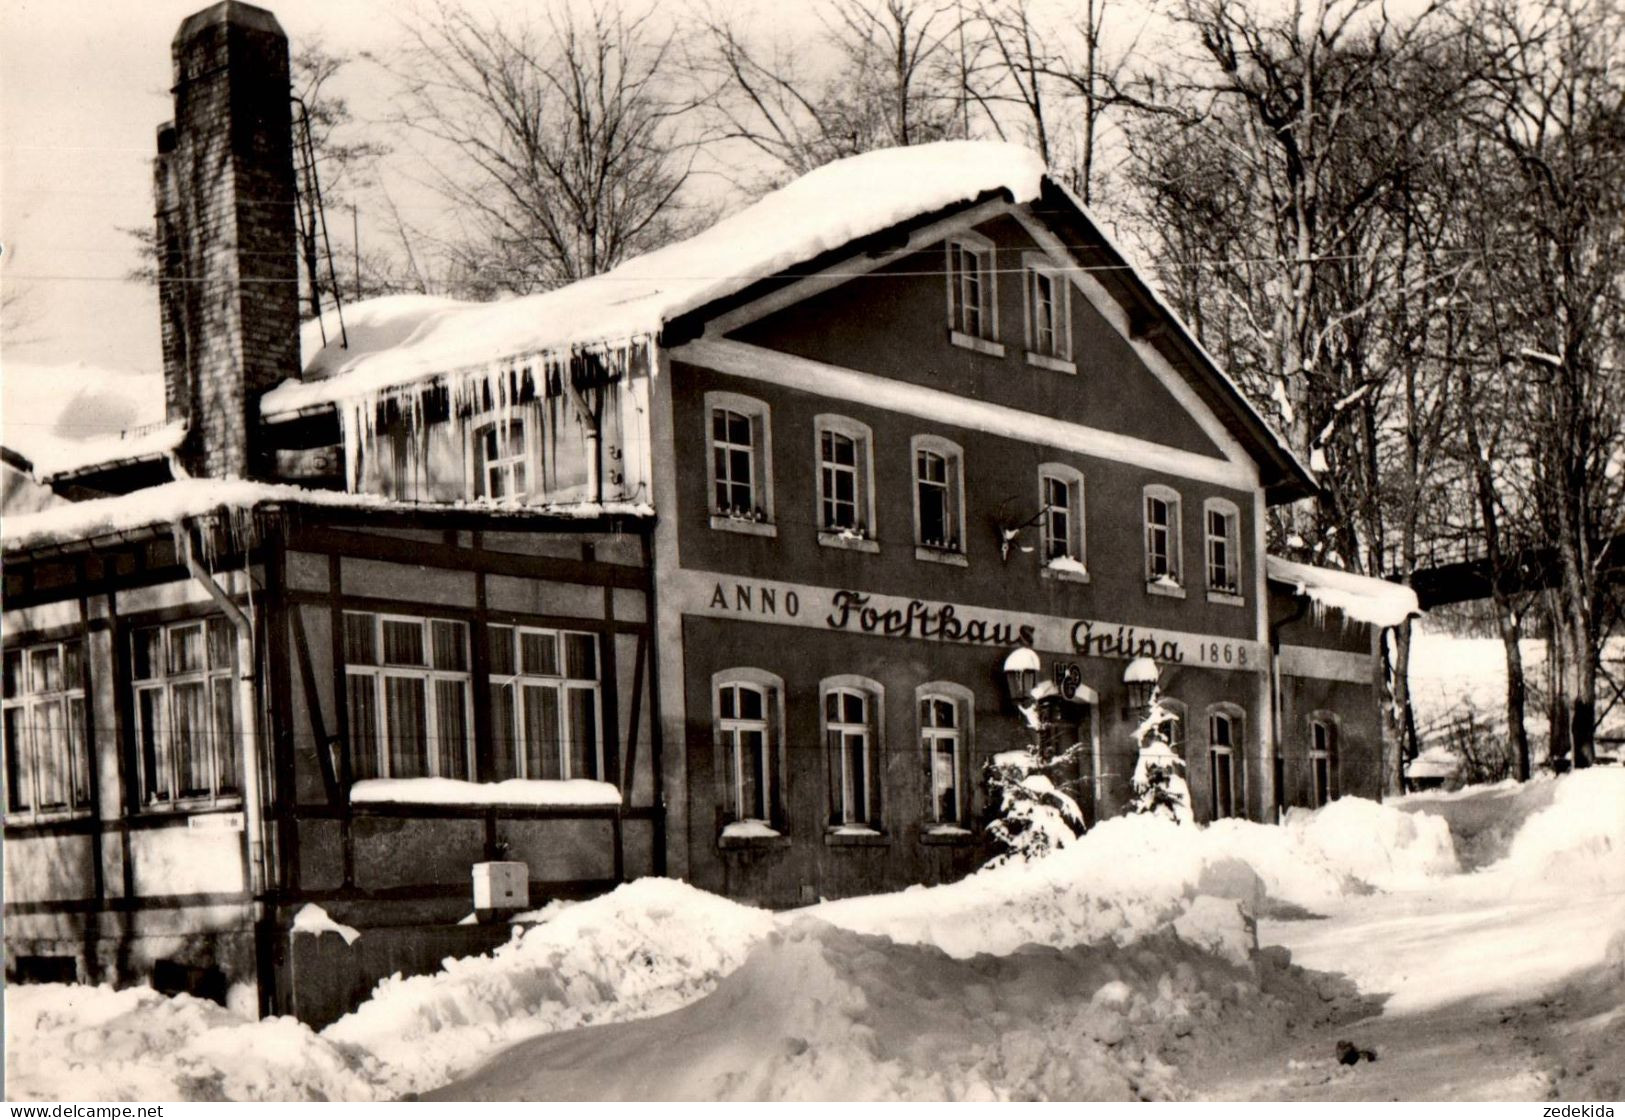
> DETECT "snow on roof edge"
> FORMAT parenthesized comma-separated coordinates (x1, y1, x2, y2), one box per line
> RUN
(1, 478, 654, 554)
(21, 420, 187, 481)
(1266, 554, 1420, 628)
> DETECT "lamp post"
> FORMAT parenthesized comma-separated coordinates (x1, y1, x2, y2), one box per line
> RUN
(1123, 656, 1159, 719)
(1003, 646, 1041, 706)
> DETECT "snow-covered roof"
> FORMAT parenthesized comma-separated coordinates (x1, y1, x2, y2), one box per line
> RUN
(0, 478, 653, 554)
(25, 420, 187, 480)
(1405, 745, 1460, 780)
(263, 141, 1046, 418)
(1266, 555, 1421, 628)
(1, 360, 167, 479)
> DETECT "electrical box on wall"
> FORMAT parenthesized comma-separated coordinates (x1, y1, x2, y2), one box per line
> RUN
(472, 861, 529, 915)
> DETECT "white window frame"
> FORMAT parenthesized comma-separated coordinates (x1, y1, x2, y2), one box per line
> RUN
(814, 415, 878, 552)
(130, 619, 240, 810)
(712, 668, 785, 830)
(488, 624, 604, 782)
(912, 434, 967, 565)
(823, 675, 884, 830)
(3, 641, 91, 820)
(945, 232, 1003, 356)
(1207, 705, 1245, 821)
(344, 612, 474, 782)
(471, 411, 531, 502)
(1204, 498, 1244, 602)
(1037, 463, 1087, 582)
(917, 682, 973, 829)
(1144, 484, 1185, 595)
(704, 391, 775, 538)
(1022, 252, 1075, 373)
(1310, 713, 1339, 808)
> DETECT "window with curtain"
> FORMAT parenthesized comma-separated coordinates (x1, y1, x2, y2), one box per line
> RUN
(345, 613, 472, 781)
(3, 641, 91, 818)
(130, 620, 238, 807)
(488, 624, 603, 782)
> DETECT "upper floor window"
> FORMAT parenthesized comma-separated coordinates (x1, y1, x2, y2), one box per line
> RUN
(1038, 464, 1086, 578)
(714, 670, 784, 830)
(1310, 716, 1339, 807)
(918, 683, 972, 829)
(1204, 498, 1242, 596)
(823, 676, 883, 830)
(913, 435, 965, 561)
(705, 392, 774, 535)
(344, 613, 471, 782)
(1144, 485, 1183, 591)
(475, 415, 529, 501)
(489, 625, 603, 782)
(132, 620, 238, 807)
(1024, 255, 1073, 370)
(1208, 706, 1244, 820)
(946, 233, 1001, 355)
(815, 416, 876, 546)
(4, 642, 90, 818)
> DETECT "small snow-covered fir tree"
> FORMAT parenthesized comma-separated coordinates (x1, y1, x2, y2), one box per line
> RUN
(985, 684, 1088, 865)
(1129, 686, 1193, 824)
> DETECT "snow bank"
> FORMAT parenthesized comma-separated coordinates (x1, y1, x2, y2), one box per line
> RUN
(3, 983, 388, 1102)
(432, 915, 1346, 1102)
(349, 777, 621, 808)
(1266, 555, 1419, 627)
(265, 141, 1046, 414)
(1489, 768, 1625, 889)
(323, 878, 775, 1097)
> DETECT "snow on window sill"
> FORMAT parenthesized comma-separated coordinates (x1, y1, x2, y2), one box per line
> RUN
(291, 903, 361, 945)
(948, 330, 1006, 358)
(710, 515, 777, 538)
(349, 778, 622, 808)
(817, 530, 880, 554)
(1041, 558, 1090, 584)
(1146, 577, 1187, 599)
(915, 545, 968, 567)
(825, 824, 889, 847)
(718, 819, 790, 850)
(1024, 351, 1076, 376)
(920, 824, 975, 846)
(1207, 589, 1246, 607)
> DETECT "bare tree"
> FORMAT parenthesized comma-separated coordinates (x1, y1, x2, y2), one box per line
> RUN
(693, 0, 966, 185)
(393, 1, 699, 295)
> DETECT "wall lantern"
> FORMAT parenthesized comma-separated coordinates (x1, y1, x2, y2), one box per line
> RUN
(1122, 656, 1160, 716)
(1003, 646, 1042, 705)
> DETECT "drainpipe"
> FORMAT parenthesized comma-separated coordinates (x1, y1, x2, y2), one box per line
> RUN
(182, 533, 267, 900)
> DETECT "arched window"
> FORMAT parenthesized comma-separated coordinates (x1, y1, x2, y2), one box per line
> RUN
(1203, 498, 1242, 598)
(1038, 463, 1087, 579)
(1206, 704, 1246, 820)
(1160, 698, 1188, 759)
(1310, 713, 1340, 807)
(814, 415, 877, 548)
(823, 675, 884, 829)
(712, 669, 784, 832)
(917, 682, 973, 828)
(912, 435, 966, 562)
(1143, 484, 1184, 591)
(704, 391, 774, 536)
(946, 230, 1000, 351)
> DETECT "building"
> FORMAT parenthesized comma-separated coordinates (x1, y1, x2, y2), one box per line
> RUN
(1, 1, 1417, 1020)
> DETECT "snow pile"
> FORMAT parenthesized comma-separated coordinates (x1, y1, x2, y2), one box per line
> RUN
(431, 916, 1353, 1102)
(1266, 555, 1418, 627)
(3, 983, 388, 1102)
(1488, 768, 1625, 889)
(266, 141, 1046, 415)
(350, 777, 622, 807)
(1392, 776, 1556, 869)
(323, 878, 775, 1097)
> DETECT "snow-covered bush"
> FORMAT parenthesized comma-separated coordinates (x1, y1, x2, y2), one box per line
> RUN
(1129, 688, 1192, 824)
(984, 689, 1088, 864)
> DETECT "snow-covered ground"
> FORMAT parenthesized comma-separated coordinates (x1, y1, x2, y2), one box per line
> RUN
(6, 769, 1621, 1101)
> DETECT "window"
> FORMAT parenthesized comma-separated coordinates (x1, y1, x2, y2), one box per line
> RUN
(918, 684, 972, 828)
(946, 233, 1001, 354)
(823, 677, 883, 829)
(815, 416, 876, 547)
(912, 436, 965, 560)
(131, 620, 238, 807)
(713, 670, 783, 829)
(489, 626, 603, 782)
(1038, 464, 1086, 576)
(1024, 255, 1073, 370)
(3, 642, 90, 818)
(704, 392, 774, 534)
(1310, 716, 1339, 807)
(474, 415, 528, 501)
(1161, 699, 1187, 758)
(344, 613, 472, 781)
(1208, 707, 1244, 820)
(1205, 498, 1242, 596)
(1144, 485, 1183, 589)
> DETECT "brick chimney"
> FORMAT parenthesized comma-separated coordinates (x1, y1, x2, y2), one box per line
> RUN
(155, 1, 298, 479)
